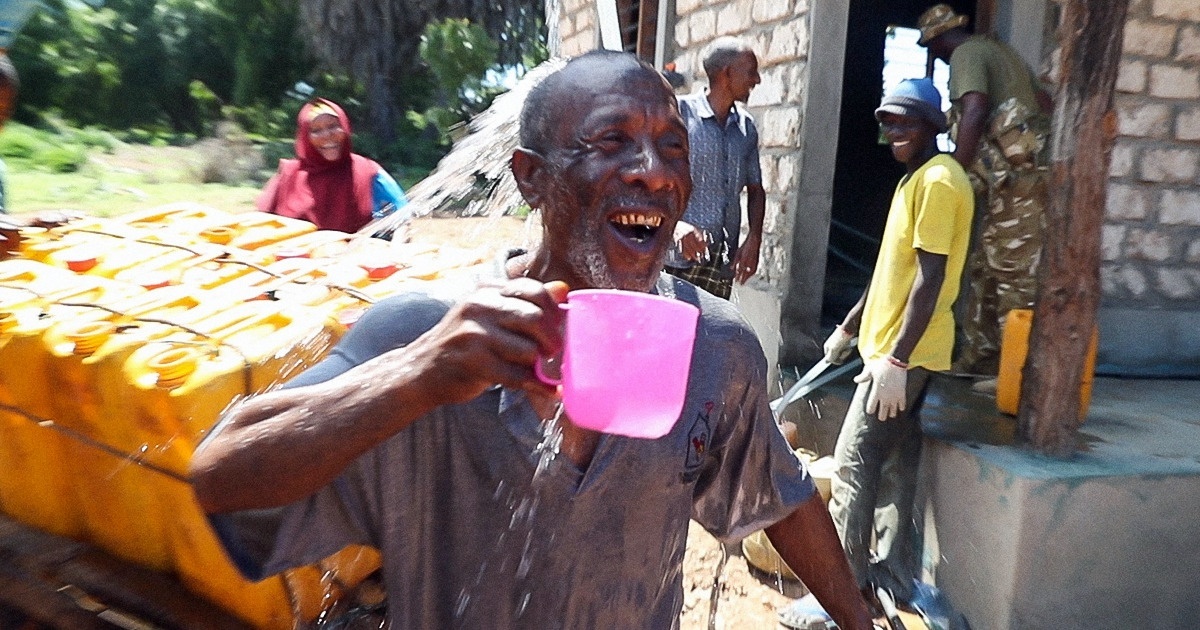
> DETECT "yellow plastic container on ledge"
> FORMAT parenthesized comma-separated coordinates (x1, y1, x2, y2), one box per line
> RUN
(170, 248, 278, 292)
(284, 545, 384, 624)
(261, 229, 359, 260)
(47, 238, 199, 280)
(211, 256, 374, 317)
(18, 227, 109, 265)
(996, 308, 1100, 418)
(111, 203, 232, 237)
(0, 273, 144, 538)
(110, 243, 229, 290)
(201, 213, 317, 251)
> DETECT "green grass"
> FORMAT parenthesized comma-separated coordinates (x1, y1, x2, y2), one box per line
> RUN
(1, 122, 434, 220)
(3, 122, 261, 218)
(9, 168, 260, 217)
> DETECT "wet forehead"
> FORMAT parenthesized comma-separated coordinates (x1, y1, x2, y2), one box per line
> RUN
(551, 67, 680, 142)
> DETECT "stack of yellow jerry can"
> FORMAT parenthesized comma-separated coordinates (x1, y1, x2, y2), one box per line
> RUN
(0, 263, 145, 539)
(0, 206, 494, 629)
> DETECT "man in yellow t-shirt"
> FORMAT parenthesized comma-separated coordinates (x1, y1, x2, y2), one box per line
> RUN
(813, 77, 973, 614)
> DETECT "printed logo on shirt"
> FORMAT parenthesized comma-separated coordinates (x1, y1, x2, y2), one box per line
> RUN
(683, 401, 714, 473)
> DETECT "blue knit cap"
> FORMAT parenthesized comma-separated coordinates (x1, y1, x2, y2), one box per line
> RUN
(875, 78, 947, 132)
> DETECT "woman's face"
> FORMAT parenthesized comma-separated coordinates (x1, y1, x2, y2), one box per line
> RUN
(308, 113, 346, 161)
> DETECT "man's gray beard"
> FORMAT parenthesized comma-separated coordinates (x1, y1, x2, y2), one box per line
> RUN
(542, 167, 661, 292)
(566, 217, 661, 293)
(568, 237, 617, 289)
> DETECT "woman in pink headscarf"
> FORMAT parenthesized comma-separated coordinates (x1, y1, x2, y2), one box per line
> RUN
(257, 98, 410, 236)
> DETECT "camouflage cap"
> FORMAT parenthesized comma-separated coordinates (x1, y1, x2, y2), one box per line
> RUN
(917, 4, 970, 46)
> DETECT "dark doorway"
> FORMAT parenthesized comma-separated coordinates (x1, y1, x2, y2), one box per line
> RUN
(821, 0, 977, 327)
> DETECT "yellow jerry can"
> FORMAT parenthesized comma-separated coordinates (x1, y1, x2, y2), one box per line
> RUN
(120, 301, 342, 629)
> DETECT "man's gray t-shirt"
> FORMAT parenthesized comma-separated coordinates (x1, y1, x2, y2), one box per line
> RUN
(209, 276, 813, 629)
(667, 92, 762, 269)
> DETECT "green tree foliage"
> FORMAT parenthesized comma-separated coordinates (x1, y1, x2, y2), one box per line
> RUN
(415, 18, 498, 142)
(4, 0, 548, 182)
(421, 18, 499, 107)
(8, 0, 309, 133)
(296, 0, 546, 142)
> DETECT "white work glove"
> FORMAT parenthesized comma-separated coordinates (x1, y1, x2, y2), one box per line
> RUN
(822, 325, 855, 365)
(854, 356, 908, 420)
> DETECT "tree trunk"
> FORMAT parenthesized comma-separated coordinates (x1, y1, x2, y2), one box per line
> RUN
(1017, 0, 1129, 456)
(368, 71, 398, 145)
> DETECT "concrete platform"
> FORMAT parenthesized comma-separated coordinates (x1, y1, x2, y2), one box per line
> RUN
(777, 371, 1200, 629)
(920, 375, 1200, 630)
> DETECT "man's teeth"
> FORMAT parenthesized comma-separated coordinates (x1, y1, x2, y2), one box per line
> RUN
(612, 214, 662, 227)
(893, 140, 910, 147)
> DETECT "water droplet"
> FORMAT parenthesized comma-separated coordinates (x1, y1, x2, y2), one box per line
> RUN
(454, 589, 470, 618)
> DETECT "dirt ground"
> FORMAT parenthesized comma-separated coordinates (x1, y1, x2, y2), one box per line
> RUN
(679, 523, 807, 629)
(408, 213, 536, 253)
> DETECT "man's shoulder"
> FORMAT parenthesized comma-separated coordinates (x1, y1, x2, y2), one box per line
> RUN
(732, 103, 758, 133)
(921, 154, 969, 177)
(955, 35, 1020, 63)
(676, 92, 708, 120)
(672, 278, 764, 358)
(951, 35, 996, 65)
(917, 155, 973, 192)
(343, 293, 451, 353)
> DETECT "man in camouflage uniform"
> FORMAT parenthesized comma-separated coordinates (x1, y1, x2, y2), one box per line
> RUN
(918, 4, 1052, 377)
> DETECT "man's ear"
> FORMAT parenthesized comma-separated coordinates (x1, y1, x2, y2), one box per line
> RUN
(511, 148, 548, 210)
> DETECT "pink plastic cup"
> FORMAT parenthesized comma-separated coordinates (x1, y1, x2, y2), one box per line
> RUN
(536, 289, 700, 439)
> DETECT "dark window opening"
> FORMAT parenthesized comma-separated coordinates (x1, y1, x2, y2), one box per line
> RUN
(615, 0, 659, 63)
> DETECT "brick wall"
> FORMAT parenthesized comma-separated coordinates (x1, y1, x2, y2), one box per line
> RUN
(1102, 0, 1200, 306)
(553, 0, 1200, 370)
(557, 0, 597, 58)
(553, 0, 819, 370)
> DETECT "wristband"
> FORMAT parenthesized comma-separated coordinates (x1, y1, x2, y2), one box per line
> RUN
(885, 355, 909, 369)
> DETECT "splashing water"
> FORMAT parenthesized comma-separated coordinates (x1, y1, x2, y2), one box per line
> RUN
(706, 543, 729, 630)
(360, 57, 567, 240)
(533, 403, 565, 480)
(358, 0, 571, 242)
(456, 402, 566, 622)
(432, 3, 571, 613)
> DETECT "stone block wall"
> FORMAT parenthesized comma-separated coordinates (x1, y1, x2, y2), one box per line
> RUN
(553, 0, 819, 369)
(556, 0, 598, 58)
(1102, 0, 1200, 306)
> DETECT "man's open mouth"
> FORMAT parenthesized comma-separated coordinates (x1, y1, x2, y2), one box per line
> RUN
(610, 213, 663, 244)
